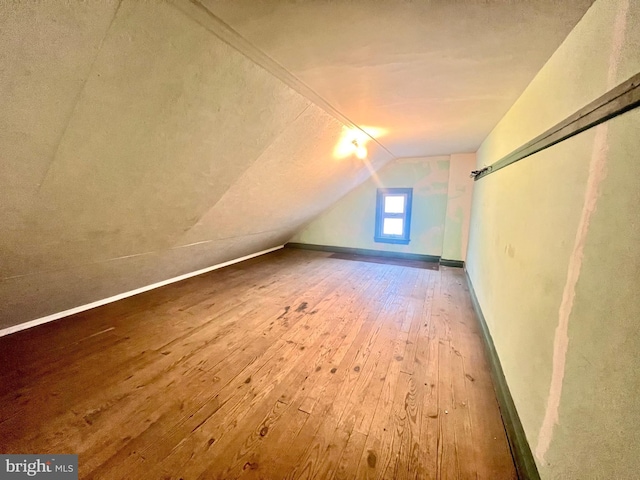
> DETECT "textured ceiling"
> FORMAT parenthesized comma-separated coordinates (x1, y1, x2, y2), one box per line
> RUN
(200, 0, 595, 157)
(0, 0, 596, 326)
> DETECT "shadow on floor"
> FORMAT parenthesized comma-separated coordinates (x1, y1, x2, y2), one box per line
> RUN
(329, 252, 439, 270)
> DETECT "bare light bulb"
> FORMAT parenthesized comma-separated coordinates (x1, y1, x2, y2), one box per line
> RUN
(355, 145, 367, 159)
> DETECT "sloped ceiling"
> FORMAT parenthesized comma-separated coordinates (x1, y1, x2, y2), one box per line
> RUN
(0, 0, 593, 326)
(200, 0, 595, 157)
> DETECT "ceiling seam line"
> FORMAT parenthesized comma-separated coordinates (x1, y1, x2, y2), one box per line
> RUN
(1, 227, 288, 282)
(36, 0, 124, 193)
(168, 0, 396, 160)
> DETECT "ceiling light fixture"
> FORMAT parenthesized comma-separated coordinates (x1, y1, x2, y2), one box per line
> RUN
(352, 139, 367, 159)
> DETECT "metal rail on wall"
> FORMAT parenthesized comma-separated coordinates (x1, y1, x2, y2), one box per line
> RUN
(471, 72, 640, 181)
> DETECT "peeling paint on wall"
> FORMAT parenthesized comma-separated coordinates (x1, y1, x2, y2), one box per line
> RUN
(442, 153, 475, 261)
(535, 0, 629, 462)
(291, 156, 453, 256)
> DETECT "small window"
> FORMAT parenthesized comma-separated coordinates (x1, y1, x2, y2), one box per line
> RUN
(374, 188, 413, 244)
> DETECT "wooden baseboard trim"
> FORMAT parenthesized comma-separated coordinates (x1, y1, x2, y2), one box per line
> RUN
(439, 258, 464, 268)
(285, 242, 440, 263)
(0, 245, 284, 338)
(464, 270, 541, 480)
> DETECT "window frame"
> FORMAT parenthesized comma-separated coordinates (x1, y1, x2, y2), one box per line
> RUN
(374, 187, 413, 245)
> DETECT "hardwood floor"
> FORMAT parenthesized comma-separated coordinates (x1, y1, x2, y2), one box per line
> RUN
(0, 249, 516, 479)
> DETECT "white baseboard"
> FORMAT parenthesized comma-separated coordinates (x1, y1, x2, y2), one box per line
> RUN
(0, 245, 284, 338)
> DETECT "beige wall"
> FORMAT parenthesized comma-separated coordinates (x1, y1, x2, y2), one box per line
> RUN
(466, 0, 640, 478)
(291, 154, 475, 261)
(442, 153, 476, 261)
(0, 0, 393, 328)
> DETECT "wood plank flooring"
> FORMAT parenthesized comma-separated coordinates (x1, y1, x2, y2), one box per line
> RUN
(0, 249, 516, 479)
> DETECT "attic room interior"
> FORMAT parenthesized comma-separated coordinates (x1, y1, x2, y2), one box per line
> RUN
(1, 0, 638, 478)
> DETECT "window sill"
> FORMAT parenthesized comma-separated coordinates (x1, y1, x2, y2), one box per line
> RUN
(374, 237, 411, 245)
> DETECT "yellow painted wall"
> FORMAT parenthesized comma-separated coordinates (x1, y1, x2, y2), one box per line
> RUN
(442, 153, 476, 261)
(292, 154, 476, 261)
(0, 0, 393, 327)
(466, 0, 640, 477)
